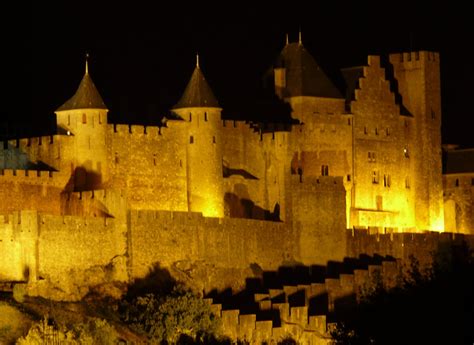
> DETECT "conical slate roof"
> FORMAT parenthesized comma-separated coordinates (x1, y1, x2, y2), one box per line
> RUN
(56, 67, 107, 111)
(173, 64, 219, 109)
(275, 42, 343, 99)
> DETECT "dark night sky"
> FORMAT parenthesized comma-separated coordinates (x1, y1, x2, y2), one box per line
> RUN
(11, 2, 474, 146)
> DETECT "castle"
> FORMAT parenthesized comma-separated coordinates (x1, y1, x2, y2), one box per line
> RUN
(1, 38, 473, 307)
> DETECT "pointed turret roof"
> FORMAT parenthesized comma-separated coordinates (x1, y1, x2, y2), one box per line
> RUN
(274, 42, 343, 99)
(56, 57, 107, 111)
(173, 56, 219, 109)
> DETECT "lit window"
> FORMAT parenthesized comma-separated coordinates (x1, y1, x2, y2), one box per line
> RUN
(404, 147, 409, 158)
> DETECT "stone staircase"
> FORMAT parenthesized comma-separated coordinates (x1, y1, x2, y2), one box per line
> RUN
(204, 256, 402, 344)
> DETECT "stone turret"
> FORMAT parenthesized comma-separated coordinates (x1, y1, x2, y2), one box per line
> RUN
(172, 55, 224, 217)
(55, 55, 108, 191)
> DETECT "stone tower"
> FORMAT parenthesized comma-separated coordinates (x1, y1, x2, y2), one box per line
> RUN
(389, 51, 444, 231)
(172, 56, 224, 217)
(55, 56, 108, 191)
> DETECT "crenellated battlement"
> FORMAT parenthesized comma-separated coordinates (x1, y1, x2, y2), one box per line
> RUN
(0, 169, 57, 180)
(389, 51, 439, 66)
(108, 120, 187, 138)
(292, 174, 344, 188)
(38, 213, 114, 228)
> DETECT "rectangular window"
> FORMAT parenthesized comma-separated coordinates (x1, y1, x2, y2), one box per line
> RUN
(364, 126, 368, 135)
(372, 170, 379, 184)
(383, 174, 391, 187)
(368, 152, 376, 162)
(347, 174, 351, 182)
(471, 178, 474, 186)
(375, 127, 379, 135)
(386, 128, 390, 136)
(404, 147, 409, 158)
(190, 136, 194, 144)
(405, 177, 410, 189)
(82, 113, 87, 124)
(204, 112, 208, 121)
(212, 136, 216, 144)
(321, 165, 329, 176)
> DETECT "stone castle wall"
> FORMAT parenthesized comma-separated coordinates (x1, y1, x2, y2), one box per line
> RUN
(106, 122, 188, 211)
(0, 169, 63, 214)
(443, 173, 474, 234)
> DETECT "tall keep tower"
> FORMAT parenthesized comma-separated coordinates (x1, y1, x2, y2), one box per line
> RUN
(55, 56, 108, 191)
(389, 51, 444, 231)
(172, 56, 224, 217)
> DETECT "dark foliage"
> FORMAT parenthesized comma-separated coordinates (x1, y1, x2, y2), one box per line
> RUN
(331, 242, 474, 345)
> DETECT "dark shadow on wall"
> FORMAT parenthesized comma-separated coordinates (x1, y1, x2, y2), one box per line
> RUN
(125, 262, 177, 300)
(205, 255, 397, 326)
(63, 167, 103, 192)
(222, 166, 258, 180)
(224, 193, 281, 221)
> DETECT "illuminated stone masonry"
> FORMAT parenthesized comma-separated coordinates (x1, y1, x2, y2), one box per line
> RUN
(1, 41, 473, 307)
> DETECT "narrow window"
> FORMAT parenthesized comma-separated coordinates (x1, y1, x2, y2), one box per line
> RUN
(404, 147, 409, 158)
(455, 179, 459, 187)
(99, 113, 102, 124)
(405, 177, 410, 189)
(471, 178, 474, 186)
(115, 153, 119, 164)
(68, 114, 71, 125)
(383, 174, 391, 187)
(347, 174, 351, 182)
(386, 128, 390, 136)
(212, 136, 216, 144)
(189, 113, 192, 121)
(82, 113, 87, 124)
(364, 126, 368, 135)
(38, 137, 42, 146)
(375, 127, 379, 135)
(348, 118, 351, 125)
(190, 136, 194, 144)
(153, 154, 157, 166)
(321, 165, 329, 176)
(372, 171, 379, 184)
(204, 112, 208, 121)
(431, 109, 435, 119)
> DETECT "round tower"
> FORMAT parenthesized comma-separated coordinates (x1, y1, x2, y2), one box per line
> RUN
(172, 55, 224, 217)
(55, 55, 108, 191)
